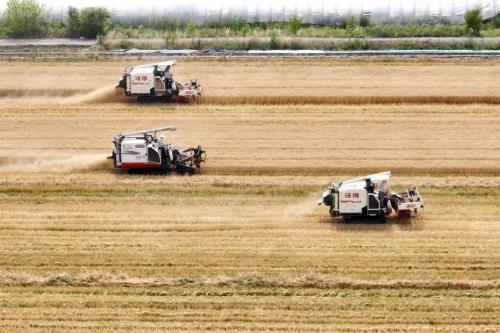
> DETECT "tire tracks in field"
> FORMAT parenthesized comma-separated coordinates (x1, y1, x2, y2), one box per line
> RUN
(199, 95, 500, 105)
(1, 88, 500, 105)
(0, 270, 498, 290)
(202, 165, 500, 177)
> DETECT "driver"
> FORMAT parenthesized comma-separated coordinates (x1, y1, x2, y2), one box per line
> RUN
(157, 135, 167, 151)
(164, 66, 173, 82)
(380, 180, 388, 194)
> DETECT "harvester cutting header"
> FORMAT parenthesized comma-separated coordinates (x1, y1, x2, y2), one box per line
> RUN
(318, 171, 424, 222)
(116, 60, 202, 103)
(110, 126, 205, 174)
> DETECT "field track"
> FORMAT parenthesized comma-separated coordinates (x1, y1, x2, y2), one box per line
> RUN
(199, 95, 500, 105)
(1, 47, 500, 60)
(0, 58, 498, 332)
(3, 89, 500, 105)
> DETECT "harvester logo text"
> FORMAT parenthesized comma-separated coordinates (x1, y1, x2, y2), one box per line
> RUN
(341, 192, 361, 204)
(133, 75, 150, 84)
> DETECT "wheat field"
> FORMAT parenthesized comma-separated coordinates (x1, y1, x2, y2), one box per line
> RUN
(0, 58, 499, 332)
(1, 57, 500, 97)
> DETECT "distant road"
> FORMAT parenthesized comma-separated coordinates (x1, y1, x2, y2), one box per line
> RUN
(182, 36, 500, 43)
(1, 36, 500, 47)
(0, 38, 96, 47)
(1, 38, 500, 58)
(0, 49, 498, 59)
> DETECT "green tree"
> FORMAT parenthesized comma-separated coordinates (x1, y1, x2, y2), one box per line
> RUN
(186, 21, 197, 37)
(269, 29, 280, 49)
(465, 8, 483, 36)
(230, 19, 245, 33)
(351, 26, 364, 38)
(48, 20, 65, 37)
(288, 16, 303, 36)
(339, 16, 356, 33)
(3, 0, 47, 37)
(66, 6, 80, 38)
(493, 14, 500, 28)
(359, 15, 370, 27)
(240, 24, 252, 37)
(78, 7, 110, 38)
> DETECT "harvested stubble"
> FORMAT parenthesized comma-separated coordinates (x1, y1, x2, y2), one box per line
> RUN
(0, 58, 499, 332)
(0, 103, 499, 331)
(1, 103, 498, 175)
(0, 178, 499, 332)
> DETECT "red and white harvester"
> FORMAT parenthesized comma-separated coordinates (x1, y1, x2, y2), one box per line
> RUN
(109, 126, 205, 174)
(318, 171, 424, 222)
(116, 60, 201, 103)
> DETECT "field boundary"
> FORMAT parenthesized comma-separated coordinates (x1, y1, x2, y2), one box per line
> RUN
(1, 49, 500, 60)
(199, 95, 500, 105)
(203, 166, 500, 177)
(1, 89, 500, 105)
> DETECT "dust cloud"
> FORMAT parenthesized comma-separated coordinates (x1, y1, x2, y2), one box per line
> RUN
(66, 85, 126, 104)
(0, 153, 108, 173)
(282, 193, 322, 221)
(0, 85, 127, 104)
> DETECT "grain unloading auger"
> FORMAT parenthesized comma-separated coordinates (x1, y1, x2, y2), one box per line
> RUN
(109, 126, 205, 174)
(116, 60, 201, 103)
(318, 171, 424, 222)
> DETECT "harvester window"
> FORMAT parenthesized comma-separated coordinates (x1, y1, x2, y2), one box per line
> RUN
(147, 147, 160, 163)
(368, 194, 380, 210)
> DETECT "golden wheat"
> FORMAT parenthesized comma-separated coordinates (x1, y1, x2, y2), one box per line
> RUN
(1, 58, 500, 99)
(0, 58, 498, 332)
(199, 95, 500, 105)
(0, 177, 498, 331)
(1, 103, 498, 174)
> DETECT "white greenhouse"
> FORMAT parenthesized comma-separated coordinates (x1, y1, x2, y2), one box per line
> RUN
(2, 0, 499, 24)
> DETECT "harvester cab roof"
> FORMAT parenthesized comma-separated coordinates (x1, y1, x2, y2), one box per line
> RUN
(319, 171, 423, 222)
(115, 125, 176, 140)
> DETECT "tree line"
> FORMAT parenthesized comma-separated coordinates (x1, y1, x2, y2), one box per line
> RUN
(0, 0, 496, 39)
(0, 0, 110, 38)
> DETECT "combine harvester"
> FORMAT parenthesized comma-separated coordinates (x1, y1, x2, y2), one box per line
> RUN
(116, 60, 201, 103)
(318, 171, 423, 222)
(109, 126, 205, 174)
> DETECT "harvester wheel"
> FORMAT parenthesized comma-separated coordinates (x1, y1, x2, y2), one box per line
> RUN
(379, 212, 387, 223)
(175, 163, 196, 175)
(112, 152, 117, 168)
(397, 210, 411, 219)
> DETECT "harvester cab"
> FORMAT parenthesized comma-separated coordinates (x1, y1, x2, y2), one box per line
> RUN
(318, 171, 424, 222)
(116, 60, 202, 103)
(110, 126, 205, 174)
